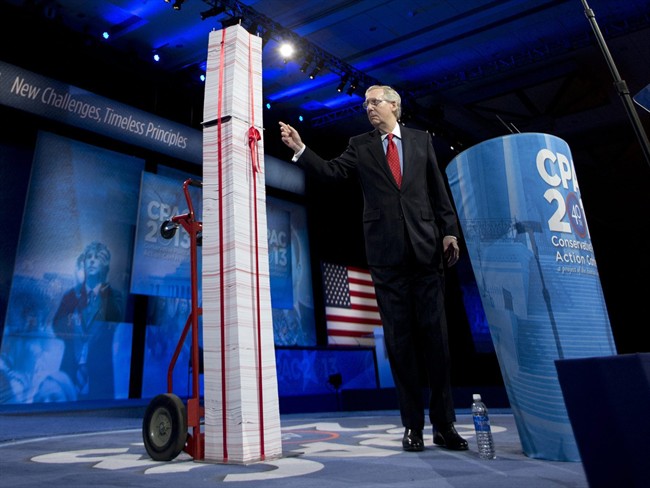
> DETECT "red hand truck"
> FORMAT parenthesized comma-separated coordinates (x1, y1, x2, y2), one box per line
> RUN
(142, 178, 205, 461)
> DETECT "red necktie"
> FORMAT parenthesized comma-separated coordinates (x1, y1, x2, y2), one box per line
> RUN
(386, 133, 402, 188)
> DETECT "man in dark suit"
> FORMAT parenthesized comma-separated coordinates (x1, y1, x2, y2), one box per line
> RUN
(279, 85, 468, 452)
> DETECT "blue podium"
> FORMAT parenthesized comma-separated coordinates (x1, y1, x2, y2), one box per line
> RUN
(446, 133, 616, 461)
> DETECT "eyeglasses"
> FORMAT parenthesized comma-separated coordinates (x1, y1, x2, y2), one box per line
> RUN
(362, 98, 389, 109)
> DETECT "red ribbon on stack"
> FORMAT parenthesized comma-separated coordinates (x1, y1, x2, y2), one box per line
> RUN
(246, 35, 266, 460)
(248, 126, 261, 173)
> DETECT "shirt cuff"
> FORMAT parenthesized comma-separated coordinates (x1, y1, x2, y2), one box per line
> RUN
(291, 145, 306, 162)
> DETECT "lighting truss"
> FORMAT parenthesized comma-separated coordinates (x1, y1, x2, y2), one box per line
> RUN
(200, 0, 383, 93)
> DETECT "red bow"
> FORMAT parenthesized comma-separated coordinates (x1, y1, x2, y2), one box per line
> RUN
(248, 126, 261, 173)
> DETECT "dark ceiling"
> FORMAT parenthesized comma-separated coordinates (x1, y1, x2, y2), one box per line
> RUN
(2, 0, 650, 164)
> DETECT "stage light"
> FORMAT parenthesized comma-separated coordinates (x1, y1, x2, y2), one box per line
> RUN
(346, 78, 358, 95)
(265, 102, 271, 110)
(279, 42, 294, 62)
(298, 115, 304, 122)
(172, 0, 184, 10)
(337, 74, 350, 92)
(300, 55, 313, 73)
(221, 16, 243, 29)
(309, 60, 324, 80)
(102, 31, 110, 40)
(248, 22, 261, 36)
(153, 52, 161, 62)
(200, 5, 225, 20)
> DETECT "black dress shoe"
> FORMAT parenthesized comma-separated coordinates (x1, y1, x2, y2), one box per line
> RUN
(402, 428, 424, 452)
(433, 424, 469, 451)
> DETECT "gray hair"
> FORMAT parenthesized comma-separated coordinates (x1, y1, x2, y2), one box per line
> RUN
(365, 85, 402, 119)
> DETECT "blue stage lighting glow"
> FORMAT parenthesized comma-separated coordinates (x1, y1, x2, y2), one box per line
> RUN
(266, 73, 337, 101)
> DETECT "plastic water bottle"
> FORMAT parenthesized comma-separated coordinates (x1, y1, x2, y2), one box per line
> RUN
(472, 393, 496, 459)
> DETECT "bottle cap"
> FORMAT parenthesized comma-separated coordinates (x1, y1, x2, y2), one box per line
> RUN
(472, 393, 481, 401)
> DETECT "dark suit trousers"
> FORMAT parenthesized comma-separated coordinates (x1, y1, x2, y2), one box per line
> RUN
(369, 241, 456, 431)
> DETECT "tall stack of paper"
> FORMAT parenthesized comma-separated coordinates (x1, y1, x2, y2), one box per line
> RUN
(201, 25, 281, 463)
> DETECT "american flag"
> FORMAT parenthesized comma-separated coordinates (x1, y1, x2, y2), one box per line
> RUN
(322, 262, 383, 346)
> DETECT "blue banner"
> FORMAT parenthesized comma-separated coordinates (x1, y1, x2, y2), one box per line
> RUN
(0, 60, 202, 164)
(267, 205, 293, 309)
(275, 347, 376, 396)
(446, 133, 616, 462)
(130, 172, 203, 299)
(267, 196, 317, 347)
(0, 131, 142, 404)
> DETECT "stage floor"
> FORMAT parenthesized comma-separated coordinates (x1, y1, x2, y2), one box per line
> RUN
(0, 402, 588, 488)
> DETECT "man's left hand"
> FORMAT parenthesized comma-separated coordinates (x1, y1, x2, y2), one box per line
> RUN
(443, 236, 460, 267)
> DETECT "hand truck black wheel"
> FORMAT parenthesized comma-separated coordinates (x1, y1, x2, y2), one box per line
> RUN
(142, 393, 188, 461)
(160, 220, 179, 240)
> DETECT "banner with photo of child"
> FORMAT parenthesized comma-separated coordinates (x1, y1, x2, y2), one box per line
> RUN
(0, 131, 142, 404)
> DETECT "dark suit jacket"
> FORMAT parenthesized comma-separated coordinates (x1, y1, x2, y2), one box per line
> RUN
(297, 125, 459, 266)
